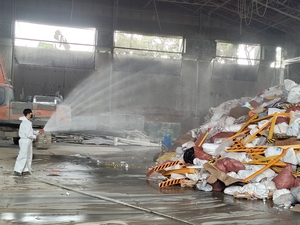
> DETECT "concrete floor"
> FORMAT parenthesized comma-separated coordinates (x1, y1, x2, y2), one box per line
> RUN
(0, 139, 299, 225)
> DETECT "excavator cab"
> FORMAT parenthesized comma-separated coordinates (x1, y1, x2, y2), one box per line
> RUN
(0, 84, 14, 107)
(0, 53, 71, 148)
(0, 84, 14, 122)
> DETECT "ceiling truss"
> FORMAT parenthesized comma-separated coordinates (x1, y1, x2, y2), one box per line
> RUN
(152, 0, 300, 36)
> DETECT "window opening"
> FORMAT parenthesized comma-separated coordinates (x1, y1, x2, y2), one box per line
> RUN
(114, 31, 183, 59)
(270, 47, 282, 68)
(15, 21, 96, 52)
(216, 41, 261, 66)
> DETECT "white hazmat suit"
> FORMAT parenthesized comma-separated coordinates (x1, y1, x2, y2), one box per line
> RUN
(14, 116, 39, 174)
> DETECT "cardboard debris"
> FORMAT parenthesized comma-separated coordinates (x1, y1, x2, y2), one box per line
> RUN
(203, 162, 244, 186)
(290, 204, 300, 212)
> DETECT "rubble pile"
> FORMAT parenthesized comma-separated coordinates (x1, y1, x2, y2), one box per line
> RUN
(147, 79, 300, 210)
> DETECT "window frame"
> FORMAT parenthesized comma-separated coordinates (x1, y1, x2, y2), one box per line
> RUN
(113, 31, 184, 60)
(215, 40, 261, 66)
(14, 21, 97, 52)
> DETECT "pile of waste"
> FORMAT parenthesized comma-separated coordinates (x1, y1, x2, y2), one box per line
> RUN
(147, 79, 300, 210)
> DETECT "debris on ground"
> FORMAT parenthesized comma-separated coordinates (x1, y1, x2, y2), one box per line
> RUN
(147, 79, 300, 211)
(51, 129, 160, 147)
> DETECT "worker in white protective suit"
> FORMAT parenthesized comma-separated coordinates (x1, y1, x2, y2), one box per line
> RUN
(13, 108, 44, 176)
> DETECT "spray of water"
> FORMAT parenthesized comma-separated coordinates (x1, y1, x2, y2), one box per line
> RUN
(43, 68, 154, 133)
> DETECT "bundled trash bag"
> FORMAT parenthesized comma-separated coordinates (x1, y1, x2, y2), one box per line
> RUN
(183, 147, 195, 164)
(215, 160, 227, 173)
(215, 158, 245, 173)
(193, 146, 213, 161)
(273, 193, 297, 206)
(272, 164, 295, 189)
(210, 132, 236, 143)
(291, 186, 300, 203)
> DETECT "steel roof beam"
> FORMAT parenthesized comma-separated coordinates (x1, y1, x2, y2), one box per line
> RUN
(255, 17, 293, 33)
(207, 0, 231, 15)
(221, 1, 299, 34)
(154, 0, 213, 7)
(147, 0, 300, 35)
(206, 2, 293, 35)
(253, 0, 300, 22)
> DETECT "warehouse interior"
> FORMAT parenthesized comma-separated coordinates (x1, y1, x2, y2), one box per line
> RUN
(2, 0, 300, 134)
(1, 0, 300, 224)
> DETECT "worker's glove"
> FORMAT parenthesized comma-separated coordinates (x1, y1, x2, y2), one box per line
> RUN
(39, 129, 45, 134)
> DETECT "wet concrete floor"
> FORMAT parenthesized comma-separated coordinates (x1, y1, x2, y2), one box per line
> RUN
(0, 139, 300, 225)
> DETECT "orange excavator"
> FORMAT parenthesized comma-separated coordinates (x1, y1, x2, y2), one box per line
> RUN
(0, 54, 70, 148)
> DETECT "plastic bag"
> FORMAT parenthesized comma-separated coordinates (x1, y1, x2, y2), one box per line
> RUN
(273, 193, 297, 206)
(223, 158, 245, 172)
(202, 143, 219, 156)
(240, 183, 269, 199)
(227, 171, 241, 179)
(264, 146, 283, 157)
(214, 158, 245, 173)
(183, 147, 195, 164)
(238, 170, 254, 180)
(282, 148, 298, 165)
(193, 158, 208, 167)
(214, 139, 234, 158)
(260, 85, 282, 98)
(170, 173, 186, 179)
(224, 116, 236, 126)
(210, 132, 236, 143)
(274, 122, 289, 134)
(260, 179, 277, 191)
(272, 164, 295, 189)
(185, 169, 204, 181)
(194, 146, 213, 161)
(287, 84, 300, 103)
(251, 136, 267, 146)
(273, 189, 290, 200)
(221, 152, 251, 163)
(238, 165, 275, 183)
(196, 180, 213, 192)
(284, 79, 298, 91)
(224, 186, 242, 196)
(296, 152, 300, 165)
(291, 186, 300, 203)
(214, 160, 227, 173)
(290, 110, 300, 124)
(286, 118, 300, 136)
(223, 124, 243, 132)
(182, 141, 195, 150)
(176, 147, 183, 155)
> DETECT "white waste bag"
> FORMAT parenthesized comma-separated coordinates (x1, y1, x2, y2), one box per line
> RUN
(291, 186, 300, 203)
(273, 189, 297, 206)
(287, 84, 300, 103)
(240, 183, 269, 199)
(202, 143, 220, 156)
(224, 186, 243, 196)
(286, 118, 300, 136)
(282, 148, 298, 165)
(196, 180, 213, 192)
